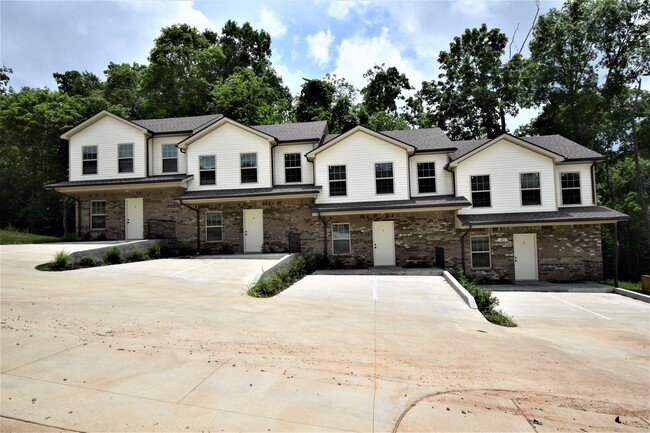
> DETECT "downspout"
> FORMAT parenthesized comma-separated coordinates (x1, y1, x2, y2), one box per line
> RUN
(271, 142, 277, 187)
(590, 162, 597, 205)
(318, 213, 328, 258)
(460, 225, 472, 275)
(407, 153, 412, 198)
(179, 200, 200, 253)
(146, 135, 152, 177)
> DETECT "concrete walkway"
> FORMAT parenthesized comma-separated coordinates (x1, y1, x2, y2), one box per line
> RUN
(486, 280, 615, 292)
(313, 266, 444, 276)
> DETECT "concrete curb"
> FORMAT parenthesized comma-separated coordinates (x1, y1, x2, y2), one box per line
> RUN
(256, 253, 300, 281)
(68, 240, 161, 261)
(443, 271, 478, 309)
(614, 288, 650, 303)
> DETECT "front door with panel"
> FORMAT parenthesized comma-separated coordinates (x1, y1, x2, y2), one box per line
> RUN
(243, 209, 263, 252)
(125, 198, 144, 240)
(372, 221, 395, 266)
(513, 233, 538, 281)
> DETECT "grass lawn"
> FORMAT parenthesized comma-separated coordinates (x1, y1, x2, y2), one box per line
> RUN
(604, 279, 642, 292)
(0, 229, 62, 245)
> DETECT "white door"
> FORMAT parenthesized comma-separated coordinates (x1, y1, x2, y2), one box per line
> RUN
(243, 209, 263, 252)
(514, 233, 538, 281)
(125, 198, 144, 240)
(372, 221, 395, 266)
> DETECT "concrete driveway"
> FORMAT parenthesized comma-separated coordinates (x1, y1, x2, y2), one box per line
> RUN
(1, 244, 649, 432)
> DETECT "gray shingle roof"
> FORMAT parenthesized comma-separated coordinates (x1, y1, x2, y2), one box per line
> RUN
(312, 195, 471, 213)
(251, 121, 328, 142)
(380, 128, 454, 151)
(456, 206, 628, 226)
(132, 115, 223, 134)
(176, 185, 321, 201)
(46, 174, 192, 189)
(449, 134, 604, 162)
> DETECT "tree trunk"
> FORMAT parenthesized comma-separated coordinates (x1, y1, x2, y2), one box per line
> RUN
(630, 78, 650, 253)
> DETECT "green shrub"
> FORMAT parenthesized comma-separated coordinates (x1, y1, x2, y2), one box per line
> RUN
(127, 247, 148, 262)
(103, 247, 123, 265)
(53, 250, 72, 270)
(454, 271, 517, 327)
(247, 256, 310, 298)
(146, 243, 161, 259)
(77, 256, 98, 267)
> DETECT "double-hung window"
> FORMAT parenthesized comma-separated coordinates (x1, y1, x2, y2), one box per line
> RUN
(199, 155, 216, 185)
(206, 211, 223, 242)
(520, 172, 541, 206)
(375, 163, 394, 194)
(118, 143, 134, 173)
(240, 153, 258, 183)
(332, 223, 351, 255)
(470, 175, 491, 207)
(90, 200, 106, 230)
(82, 146, 97, 175)
(561, 172, 581, 205)
(417, 162, 436, 193)
(284, 153, 302, 183)
(328, 166, 347, 196)
(471, 236, 491, 269)
(162, 144, 178, 173)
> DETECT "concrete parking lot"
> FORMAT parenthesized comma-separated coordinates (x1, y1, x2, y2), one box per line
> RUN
(1, 244, 649, 432)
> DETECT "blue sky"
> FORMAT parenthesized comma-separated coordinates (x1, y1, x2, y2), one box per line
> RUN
(1, 0, 564, 126)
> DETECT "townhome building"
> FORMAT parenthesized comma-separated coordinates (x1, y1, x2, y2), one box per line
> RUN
(48, 110, 628, 282)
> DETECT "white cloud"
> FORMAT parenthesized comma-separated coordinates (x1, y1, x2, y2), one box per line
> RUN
(327, 1, 354, 20)
(121, 1, 215, 32)
(259, 7, 287, 38)
(332, 28, 425, 96)
(306, 29, 334, 67)
(451, 0, 490, 17)
(274, 63, 306, 95)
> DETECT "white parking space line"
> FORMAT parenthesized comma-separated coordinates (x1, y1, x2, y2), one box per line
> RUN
(168, 261, 218, 277)
(546, 294, 612, 320)
(373, 278, 378, 301)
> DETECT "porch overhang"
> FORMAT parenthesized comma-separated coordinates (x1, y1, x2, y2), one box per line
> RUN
(175, 185, 321, 205)
(311, 195, 471, 216)
(455, 206, 629, 229)
(45, 175, 193, 193)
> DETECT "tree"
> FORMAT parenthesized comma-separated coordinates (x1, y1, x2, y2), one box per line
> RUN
(141, 24, 225, 117)
(0, 87, 83, 233)
(104, 62, 147, 119)
(365, 112, 410, 131)
(53, 70, 103, 97)
(409, 24, 526, 140)
(294, 74, 359, 133)
(360, 65, 412, 118)
(0, 66, 13, 95)
(219, 20, 273, 77)
(209, 68, 290, 125)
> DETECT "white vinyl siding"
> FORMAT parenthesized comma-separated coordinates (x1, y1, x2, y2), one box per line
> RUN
(185, 123, 271, 191)
(152, 135, 188, 175)
(69, 116, 146, 181)
(272, 143, 315, 185)
(314, 131, 409, 203)
(456, 139, 556, 215)
(409, 153, 453, 196)
(555, 163, 594, 207)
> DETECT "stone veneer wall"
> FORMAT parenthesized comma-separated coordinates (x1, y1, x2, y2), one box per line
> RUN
(77, 188, 196, 248)
(464, 224, 603, 282)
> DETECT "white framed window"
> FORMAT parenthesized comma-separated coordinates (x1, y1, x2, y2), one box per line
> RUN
(375, 162, 394, 194)
(332, 223, 351, 255)
(118, 143, 134, 173)
(162, 144, 178, 173)
(240, 153, 258, 183)
(206, 211, 222, 242)
(284, 153, 302, 183)
(90, 200, 106, 230)
(470, 175, 491, 207)
(82, 145, 97, 175)
(560, 172, 581, 205)
(471, 236, 491, 269)
(329, 165, 347, 196)
(520, 172, 541, 206)
(199, 155, 216, 185)
(417, 162, 436, 193)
